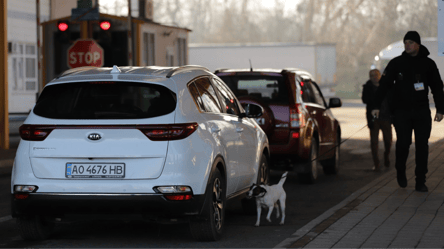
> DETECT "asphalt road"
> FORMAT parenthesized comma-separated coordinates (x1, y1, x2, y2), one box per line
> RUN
(0, 100, 433, 248)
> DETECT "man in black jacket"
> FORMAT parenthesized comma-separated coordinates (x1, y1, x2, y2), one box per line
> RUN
(362, 69, 392, 171)
(372, 31, 444, 192)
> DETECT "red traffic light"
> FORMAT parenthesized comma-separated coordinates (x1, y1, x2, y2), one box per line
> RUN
(58, 22, 69, 32)
(100, 21, 111, 31)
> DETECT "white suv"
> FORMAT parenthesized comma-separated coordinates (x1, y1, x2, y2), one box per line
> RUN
(11, 65, 270, 241)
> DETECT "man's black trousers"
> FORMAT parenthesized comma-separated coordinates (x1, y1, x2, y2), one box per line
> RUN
(393, 109, 432, 185)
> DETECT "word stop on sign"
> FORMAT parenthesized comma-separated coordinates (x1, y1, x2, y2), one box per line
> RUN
(69, 51, 102, 65)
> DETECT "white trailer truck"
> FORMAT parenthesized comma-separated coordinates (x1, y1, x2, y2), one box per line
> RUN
(373, 37, 444, 74)
(189, 42, 337, 97)
(373, 37, 443, 105)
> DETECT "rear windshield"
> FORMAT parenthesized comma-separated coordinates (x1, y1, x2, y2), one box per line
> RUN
(33, 81, 176, 119)
(218, 74, 289, 104)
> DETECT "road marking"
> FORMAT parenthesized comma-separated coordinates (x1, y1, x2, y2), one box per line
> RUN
(0, 215, 12, 223)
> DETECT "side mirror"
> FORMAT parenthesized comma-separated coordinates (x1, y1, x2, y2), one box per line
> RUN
(328, 98, 342, 108)
(227, 108, 236, 115)
(243, 103, 263, 118)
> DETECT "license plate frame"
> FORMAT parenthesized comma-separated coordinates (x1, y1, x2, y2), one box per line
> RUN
(66, 163, 125, 178)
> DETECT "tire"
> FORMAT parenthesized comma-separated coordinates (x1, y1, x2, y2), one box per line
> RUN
(322, 132, 340, 175)
(298, 137, 319, 184)
(189, 169, 226, 241)
(17, 216, 54, 241)
(242, 154, 269, 215)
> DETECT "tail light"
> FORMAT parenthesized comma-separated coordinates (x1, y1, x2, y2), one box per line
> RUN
(290, 104, 305, 129)
(138, 123, 198, 141)
(14, 185, 38, 192)
(14, 193, 30, 200)
(164, 194, 193, 201)
(19, 125, 55, 141)
(154, 186, 193, 201)
(14, 185, 38, 200)
(19, 123, 198, 142)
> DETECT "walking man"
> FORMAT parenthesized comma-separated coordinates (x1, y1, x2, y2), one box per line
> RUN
(372, 31, 444, 192)
(362, 69, 392, 171)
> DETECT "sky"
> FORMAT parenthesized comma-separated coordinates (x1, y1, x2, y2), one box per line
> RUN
(259, 0, 301, 9)
(99, 0, 302, 16)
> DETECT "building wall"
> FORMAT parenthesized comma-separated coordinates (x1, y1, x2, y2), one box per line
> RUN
(139, 23, 189, 67)
(51, 0, 98, 20)
(7, 0, 189, 114)
(7, 0, 50, 113)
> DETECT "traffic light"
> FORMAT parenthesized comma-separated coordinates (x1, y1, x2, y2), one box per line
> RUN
(56, 20, 70, 43)
(97, 20, 112, 44)
(57, 21, 69, 32)
(99, 21, 111, 31)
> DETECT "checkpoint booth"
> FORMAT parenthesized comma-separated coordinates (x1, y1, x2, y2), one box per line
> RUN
(41, 13, 191, 86)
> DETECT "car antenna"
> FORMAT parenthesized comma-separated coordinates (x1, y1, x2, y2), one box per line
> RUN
(249, 59, 253, 72)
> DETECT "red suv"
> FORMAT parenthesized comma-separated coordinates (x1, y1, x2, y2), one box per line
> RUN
(215, 68, 342, 183)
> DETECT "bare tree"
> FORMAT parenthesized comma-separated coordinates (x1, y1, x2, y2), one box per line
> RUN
(293, 0, 437, 94)
(151, 0, 438, 95)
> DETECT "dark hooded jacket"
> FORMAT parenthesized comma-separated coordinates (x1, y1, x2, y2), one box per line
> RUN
(362, 80, 391, 128)
(375, 45, 444, 114)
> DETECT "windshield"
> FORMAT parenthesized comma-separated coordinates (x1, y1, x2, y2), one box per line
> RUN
(33, 81, 177, 119)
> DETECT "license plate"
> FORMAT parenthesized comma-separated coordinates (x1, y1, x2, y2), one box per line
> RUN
(66, 163, 125, 178)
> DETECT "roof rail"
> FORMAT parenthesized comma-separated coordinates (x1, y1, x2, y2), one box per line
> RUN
(281, 68, 303, 73)
(56, 66, 98, 79)
(166, 65, 210, 78)
(214, 68, 229, 74)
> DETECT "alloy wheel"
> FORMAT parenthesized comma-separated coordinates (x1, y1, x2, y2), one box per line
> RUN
(212, 178, 223, 230)
(259, 160, 269, 184)
(311, 144, 318, 180)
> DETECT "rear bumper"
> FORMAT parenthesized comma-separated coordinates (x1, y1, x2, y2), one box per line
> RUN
(269, 139, 309, 160)
(11, 193, 206, 219)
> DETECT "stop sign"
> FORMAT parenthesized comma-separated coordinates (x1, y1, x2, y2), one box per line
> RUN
(67, 39, 104, 68)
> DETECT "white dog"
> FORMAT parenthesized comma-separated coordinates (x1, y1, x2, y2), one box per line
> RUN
(247, 171, 288, 227)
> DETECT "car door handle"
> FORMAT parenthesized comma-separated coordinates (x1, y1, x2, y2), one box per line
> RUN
(236, 127, 244, 133)
(211, 127, 221, 133)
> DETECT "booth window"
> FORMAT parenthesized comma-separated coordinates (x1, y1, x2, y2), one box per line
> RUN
(143, 32, 155, 66)
(10, 42, 37, 92)
(177, 38, 186, 66)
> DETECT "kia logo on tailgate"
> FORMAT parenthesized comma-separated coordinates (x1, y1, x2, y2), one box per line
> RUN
(88, 133, 102, 141)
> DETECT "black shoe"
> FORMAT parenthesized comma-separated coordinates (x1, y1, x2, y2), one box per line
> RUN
(397, 172, 407, 188)
(384, 155, 390, 168)
(415, 184, 428, 192)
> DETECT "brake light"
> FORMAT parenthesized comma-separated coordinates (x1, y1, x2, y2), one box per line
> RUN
(290, 104, 305, 128)
(138, 123, 198, 141)
(19, 125, 55, 141)
(89, 81, 116, 84)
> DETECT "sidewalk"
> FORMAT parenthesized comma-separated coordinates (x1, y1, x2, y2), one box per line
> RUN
(276, 138, 444, 248)
(0, 136, 19, 175)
